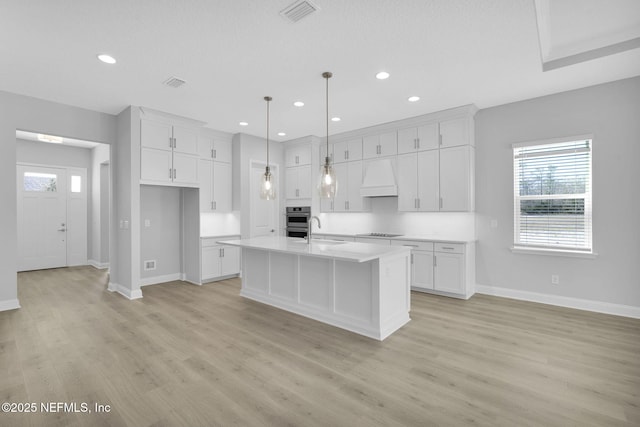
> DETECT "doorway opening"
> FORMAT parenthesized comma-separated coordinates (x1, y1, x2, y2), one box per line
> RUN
(15, 130, 111, 272)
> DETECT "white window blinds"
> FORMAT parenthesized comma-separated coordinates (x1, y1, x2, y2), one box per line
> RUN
(513, 138, 592, 252)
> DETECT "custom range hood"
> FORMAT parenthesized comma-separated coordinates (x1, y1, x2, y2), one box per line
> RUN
(360, 158, 398, 197)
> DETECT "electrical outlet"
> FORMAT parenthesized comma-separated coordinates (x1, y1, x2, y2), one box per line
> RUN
(551, 275, 560, 285)
(144, 260, 156, 271)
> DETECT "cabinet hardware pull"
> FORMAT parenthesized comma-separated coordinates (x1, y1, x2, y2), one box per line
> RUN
(411, 254, 414, 264)
(439, 197, 443, 209)
(414, 138, 417, 150)
(222, 248, 225, 257)
(213, 201, 217, 210)
(417, 137, 420, 149)
(169, 168, 172, 179)
(417, 198, 420, 209)
(439, 134, 442, 146)
(169, 138, 173, 148)
(434, 255, 437, 267)
(211, 148, 214, 158)
(211, 201, 214, 210)
(442, 247, 454, 250)
(173, 169, 177, 179)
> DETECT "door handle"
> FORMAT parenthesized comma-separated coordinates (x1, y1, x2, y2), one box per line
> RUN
(57, 228, 66, 232)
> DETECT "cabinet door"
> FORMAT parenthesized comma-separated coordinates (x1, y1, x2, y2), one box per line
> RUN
(172, 153, 199, 185)
(417, 150, 439, 211)
(320, 197, 334, 212)
(434, 252, 464, 294)
(213, 139, 232, 163)
(397, 153, 418, 212)
(346, 161, 365, 211)
(213, 161, 232, 211)
(412, 251, 434, 290)
(439, 146, 470, 211)
(362, 134, 379, 159)
(285, 167, 298, 199)
(199, 159, 213, 212)
(378, 131, 397, 157)
(297, 165, 312, 199)
(333, 140, 349, 163)
(347, 139, 363, 161)
(439, 118, 468, 148)
(141, 148, 173, 183)
(141, 119, 173, 151)
(417, 123, 439, 151)
(201, 246, 221, 280)
(333, 163, 348, 212)
(297, 145, 311, 166)
(286, 145, 310, 167)
(172, 125, 199, 155)
(220, 246, 240, 276)
(198, 135, 214, 159)
(397, 128, 419, 154)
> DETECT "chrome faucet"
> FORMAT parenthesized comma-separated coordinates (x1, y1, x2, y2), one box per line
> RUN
(308, 216, 321, 244)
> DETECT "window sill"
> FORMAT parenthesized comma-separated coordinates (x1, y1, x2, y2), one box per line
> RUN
(510, 246, 598, 259)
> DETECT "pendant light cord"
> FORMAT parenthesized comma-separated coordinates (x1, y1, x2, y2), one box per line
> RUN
(264, 96, 271, 168)
(322, 72, 332, 163)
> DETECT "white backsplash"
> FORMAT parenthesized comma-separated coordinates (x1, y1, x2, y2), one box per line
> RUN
(317, 197, 476, 240)
(201, 211, 241, 237)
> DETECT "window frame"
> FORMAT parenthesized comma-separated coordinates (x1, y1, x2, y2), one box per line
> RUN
(512, 135, 594, 256)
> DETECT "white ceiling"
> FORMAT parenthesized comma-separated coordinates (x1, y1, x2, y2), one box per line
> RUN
(1, 0, 639, 142)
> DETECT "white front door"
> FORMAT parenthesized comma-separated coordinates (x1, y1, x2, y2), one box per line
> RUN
(250, 162, 279, 238)
(17, 165, 88, 271)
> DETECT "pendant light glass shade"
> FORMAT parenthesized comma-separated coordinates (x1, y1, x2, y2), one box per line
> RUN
(318, 71, 337, 199)
(260, 96, 276, 200)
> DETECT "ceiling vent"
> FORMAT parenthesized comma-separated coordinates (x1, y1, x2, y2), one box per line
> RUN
(280, 0, 319, 23)
(163, 76, 186, 88)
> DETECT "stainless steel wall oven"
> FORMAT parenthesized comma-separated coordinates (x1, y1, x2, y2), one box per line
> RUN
(286, 206, 311, 238)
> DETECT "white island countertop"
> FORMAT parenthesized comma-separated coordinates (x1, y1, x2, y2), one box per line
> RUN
(222, 236, 409, 263)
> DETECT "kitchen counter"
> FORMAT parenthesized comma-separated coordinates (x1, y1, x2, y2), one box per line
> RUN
(224, 236, 411, 340)
(223, 236, 409, 263)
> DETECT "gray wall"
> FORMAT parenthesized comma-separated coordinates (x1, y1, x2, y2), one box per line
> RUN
(90, 144, 110, 265)
(17, 139, 92, 168)
(140, 185, 182, 279)
(475, 76, 640, 307)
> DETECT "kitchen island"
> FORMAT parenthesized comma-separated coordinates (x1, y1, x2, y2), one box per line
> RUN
(222, 236, 411, 340)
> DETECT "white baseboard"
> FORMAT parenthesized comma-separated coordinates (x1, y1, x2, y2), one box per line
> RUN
(108, 281, 143, 300)
(476, 284, 640, 319)
(0, 299, 21, 312)
(88, 259, 110, 269)
(140, 273, 182, 287)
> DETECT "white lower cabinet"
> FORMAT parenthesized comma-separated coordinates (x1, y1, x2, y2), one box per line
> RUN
(201, 237, 241, 282)
(392, 239, 475, 299)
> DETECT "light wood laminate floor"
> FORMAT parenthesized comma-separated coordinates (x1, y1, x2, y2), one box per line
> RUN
(1, 266, 639, 426)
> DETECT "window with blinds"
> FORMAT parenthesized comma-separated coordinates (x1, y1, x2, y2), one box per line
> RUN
(513, 137, 592, 252)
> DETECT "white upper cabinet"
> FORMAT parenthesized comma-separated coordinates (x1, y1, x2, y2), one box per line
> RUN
(397, 123, 439, 154)
(198, 134, 232, 163)
(397, 150, 439, 212)
(285, 144, 311, 167)
(333, 138, 363, 163)
(439, 117, 470, 148)
(363, 131, 397, 159)
(141, 119, 173, 151)
(285, 165, 311, 200)
(140, 117, 200, 187)
(324, 161, 369, 212)
(171, 125, 199, 155)
(199, 159, 232, 212)
(439, 145, 473, 211)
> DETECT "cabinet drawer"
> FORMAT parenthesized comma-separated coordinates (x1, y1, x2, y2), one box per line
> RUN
(392, 240, 434, 252)
(435, 242, 464, 254)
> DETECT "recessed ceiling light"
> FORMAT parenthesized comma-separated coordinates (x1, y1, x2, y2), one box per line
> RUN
(331, 117, 341, 122)
(277, 132, 286, 136)
(37, 134, 63, 144)
(375, 71, 390, 80)
(408, 96, 420, 102)
(97, 54, 116, 64)
(293, 101, 305, 107)
(239, 121, 249, 126)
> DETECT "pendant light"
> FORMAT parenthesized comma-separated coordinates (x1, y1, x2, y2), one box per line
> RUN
(318, 71, 337, 198)
(260, 96, 276, 200)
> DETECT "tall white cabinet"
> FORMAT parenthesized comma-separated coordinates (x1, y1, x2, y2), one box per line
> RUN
(285, 142, 313, 202)
(198, 132, 233, 212)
